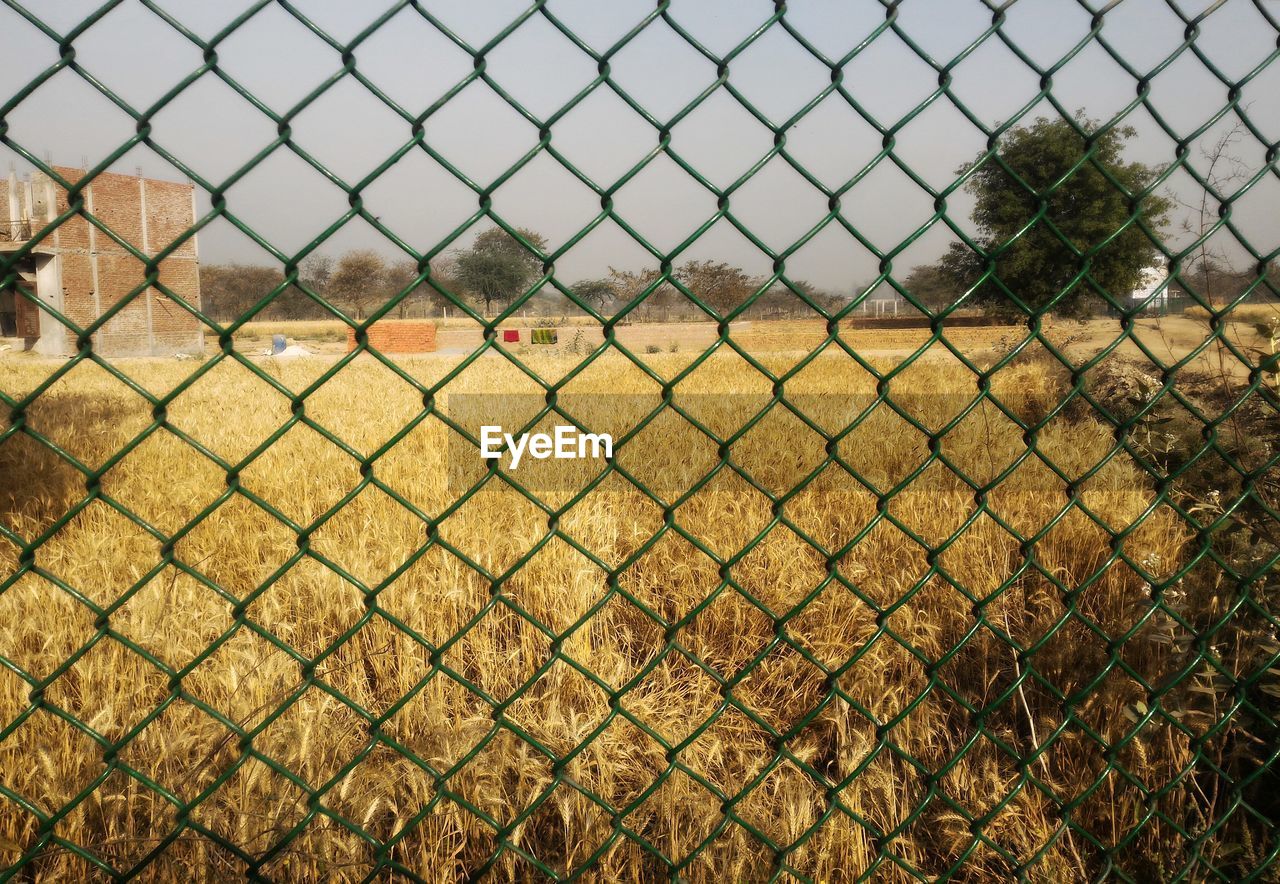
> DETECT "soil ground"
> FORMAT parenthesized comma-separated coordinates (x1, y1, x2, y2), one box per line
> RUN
(236, 314, 1278, 379)
(2, 314, 1270, 380)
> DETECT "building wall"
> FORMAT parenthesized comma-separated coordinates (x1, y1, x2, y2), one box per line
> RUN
(1, 167, 203, 356)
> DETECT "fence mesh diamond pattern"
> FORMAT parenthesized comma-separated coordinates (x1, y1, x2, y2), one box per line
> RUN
(1, 0, 1278, 880)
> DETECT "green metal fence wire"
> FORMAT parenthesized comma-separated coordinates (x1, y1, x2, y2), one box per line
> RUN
(0, 0, 1278, 880)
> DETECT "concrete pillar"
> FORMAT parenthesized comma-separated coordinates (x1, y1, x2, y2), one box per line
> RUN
(20, 179, 33, 238)
(43, 176, 57, 224)
(34, 177, 66, 354)
(86, 181, 100, 319)
(32, 255, 67, 356)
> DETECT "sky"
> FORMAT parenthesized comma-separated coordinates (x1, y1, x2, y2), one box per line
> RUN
(1, 0, 1277, 296)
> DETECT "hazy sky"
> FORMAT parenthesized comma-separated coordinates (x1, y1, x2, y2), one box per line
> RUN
(1, 0, 1277, 295)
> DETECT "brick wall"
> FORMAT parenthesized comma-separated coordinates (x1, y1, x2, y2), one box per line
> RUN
(345, 320, 438, 353)
(31, 167, 204, 356)
(14, 292, 39, 338)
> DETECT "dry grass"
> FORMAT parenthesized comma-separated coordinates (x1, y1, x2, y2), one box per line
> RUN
(231, 321, 346, 348)
(237, 316, 602, 341)
(0, 347, 1241, 881)
(236, 319, 352, 340)
(1183, 302, 1280, 323)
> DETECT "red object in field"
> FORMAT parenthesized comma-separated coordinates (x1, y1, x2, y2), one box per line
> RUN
(503, 329, 521, 343)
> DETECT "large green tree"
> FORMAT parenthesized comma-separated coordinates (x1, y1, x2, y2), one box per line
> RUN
(454, 227, 547, 315)
(943, 115, 1171, 316)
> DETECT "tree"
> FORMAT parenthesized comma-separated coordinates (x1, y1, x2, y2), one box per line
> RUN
(1171, 121, 1252, 309)
(383, 260, 414, 299)
(382, 260, 424, 318)
(902, 264, 956, 311)
(254, 252, 336, 320)
(569, 278, 615, 312)
(675, 260, 755, 315)
(749, 279, 831, 318)
(330, 249, 388, 320)
(426, 255, 459, 312)
(199, 264, 284, 322)
(1172, 257, 1252, 304)
(454, 227, 547, 315)
(942, 115, 1172, 317)
(301, 253, 333, 296)
(608, 266, 679, 321)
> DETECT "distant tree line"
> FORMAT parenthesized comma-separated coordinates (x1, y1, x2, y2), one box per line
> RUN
(200, 116, 1277, 324)
(200, 251, 456, 322)
(1167, 257, 1280, 306)
(200, 230, 848, 324)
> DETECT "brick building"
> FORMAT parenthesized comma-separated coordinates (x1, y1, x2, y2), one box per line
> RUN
(0, 167, 203, 356)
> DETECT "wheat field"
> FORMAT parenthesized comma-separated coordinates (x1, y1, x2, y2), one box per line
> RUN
(0, 344, 1234, 881)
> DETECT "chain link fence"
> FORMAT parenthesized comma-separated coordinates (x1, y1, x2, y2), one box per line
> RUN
(1, 0, 1278, 880)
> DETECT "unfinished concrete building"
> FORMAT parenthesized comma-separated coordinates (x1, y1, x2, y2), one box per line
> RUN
(0, 166, 203, 356)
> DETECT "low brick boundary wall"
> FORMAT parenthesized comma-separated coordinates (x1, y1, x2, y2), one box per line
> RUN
(346, 320, 437, 353)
